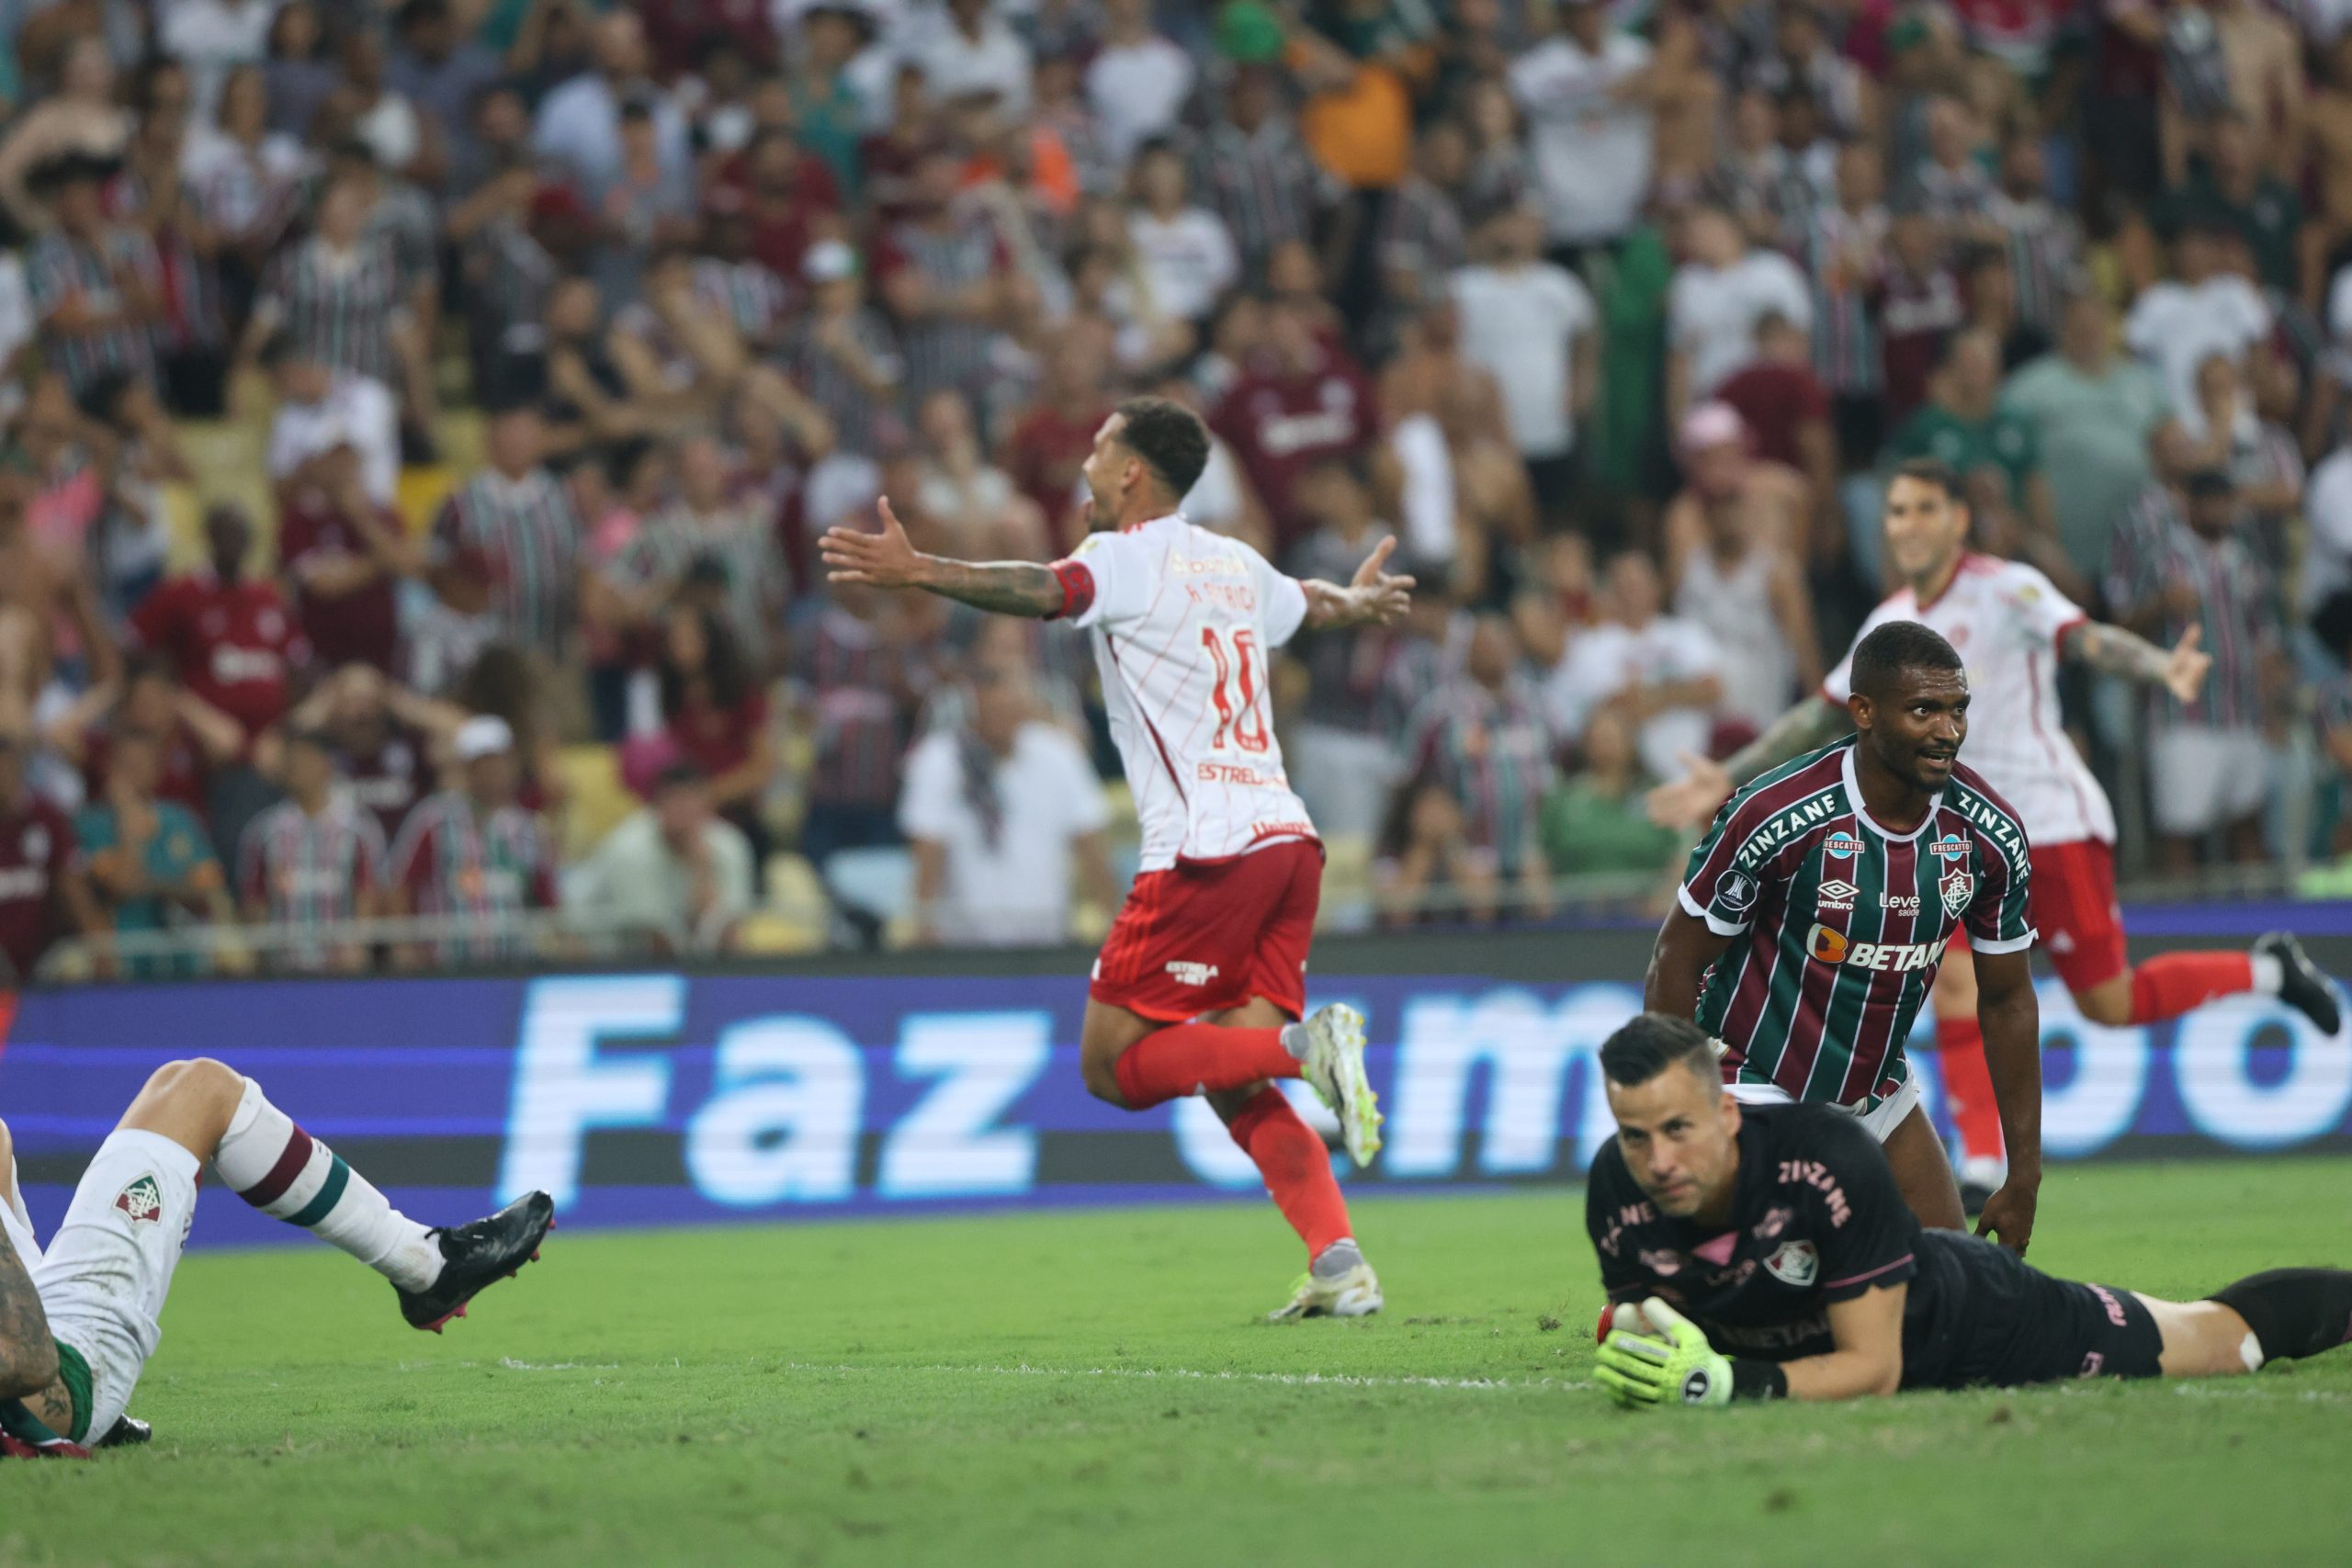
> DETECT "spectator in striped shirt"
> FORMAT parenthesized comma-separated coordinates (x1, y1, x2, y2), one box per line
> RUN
(241, 175, 429, 436)
(1193, 63, 1333, 285)
(1987, 130, 2084, 344)
(794, 577, 942, 874)
(777, 238, 905, 461)
(25, 152, 165, 401)
(430, 404, 586, 661)
(387, 714, 558, 967)
(239, 726, 388, 973)
(2116, 468, 2288, 870)
(874, 149, 1012, 409)
(602, 434, 791, 671)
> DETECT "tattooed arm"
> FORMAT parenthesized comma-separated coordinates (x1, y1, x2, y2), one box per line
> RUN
(2066, 620, 2212, 705)
(0, 1228, 59, 1405)
(1645, 695, 1851, 831)
(819, 497, 1066, 618)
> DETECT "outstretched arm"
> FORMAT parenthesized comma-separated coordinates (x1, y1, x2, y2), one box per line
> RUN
(1645, 695, 1849, 830)
(1300, 536, 1415, 630)
(820, 498, 1065, 618)
(1972, 946, 2043, 1257)
(2066, 621, 2210, 705)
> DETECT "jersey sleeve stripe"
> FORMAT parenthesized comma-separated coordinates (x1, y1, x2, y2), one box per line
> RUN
(1679, 882, 1749, 936)
(1822, 1254, 1915, 1290)
(1971, 929, 2037, 955)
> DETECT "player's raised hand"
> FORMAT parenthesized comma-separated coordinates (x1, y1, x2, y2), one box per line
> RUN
(1645, 750, 1733, 831)
(1974, 1179, 2037, 1257)
(820, 497, 928, 590)
(2161, 625, 2211, 705)
(1350, 536, 1415, 626)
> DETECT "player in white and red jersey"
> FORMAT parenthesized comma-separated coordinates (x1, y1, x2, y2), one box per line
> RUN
(821, 397, 1412, 1320)
(1648, 457, 2340, 1200)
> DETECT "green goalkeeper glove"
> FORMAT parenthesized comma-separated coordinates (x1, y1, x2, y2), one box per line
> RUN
(1594, 1297, 1734, 1410)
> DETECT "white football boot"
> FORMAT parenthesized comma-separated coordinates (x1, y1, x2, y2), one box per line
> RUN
(1267, 1239, 1385, 1322)
(1293, 1002, 1382, 1167)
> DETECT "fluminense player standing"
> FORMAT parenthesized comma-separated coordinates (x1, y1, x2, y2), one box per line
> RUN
(1647, 458, 2339, 1200)
(821, 398, 1408, 1320)
(1645, 621, 2044, 1251)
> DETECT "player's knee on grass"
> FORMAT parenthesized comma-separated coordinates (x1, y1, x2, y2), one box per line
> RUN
(121, 1058, 247, 1157)
(2072, 975, 2133, 1029)
(2140, 1296, 2261, 1379)
(1080, 1047, 1128, 1107)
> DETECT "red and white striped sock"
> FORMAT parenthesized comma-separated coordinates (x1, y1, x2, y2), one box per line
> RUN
(211, 1077, 442, 1292)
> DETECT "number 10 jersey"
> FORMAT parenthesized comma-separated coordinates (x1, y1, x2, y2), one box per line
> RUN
(1060, 513, 1318, 872)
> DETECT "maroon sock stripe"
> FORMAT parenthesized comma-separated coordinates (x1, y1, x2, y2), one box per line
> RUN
(236, 1126, 315, 1208)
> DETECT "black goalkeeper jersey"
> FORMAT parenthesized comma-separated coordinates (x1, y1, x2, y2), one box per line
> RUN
(1585, 1103, 1996, 1387)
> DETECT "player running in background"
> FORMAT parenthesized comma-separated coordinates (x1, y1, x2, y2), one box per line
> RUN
(821, 398, 1410, 1320)
(0, 1057, 552, 1458)
(1647, 458, 2339, 1201)
(1583, 1013, 2352, 1406)
(1646, 621, 2045, 1250)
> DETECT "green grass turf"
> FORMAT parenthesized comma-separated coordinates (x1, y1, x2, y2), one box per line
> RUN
(5, 1160, 2351, 1567)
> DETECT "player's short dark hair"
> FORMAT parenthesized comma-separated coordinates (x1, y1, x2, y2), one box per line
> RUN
(1888, 457, 1962, 502)
(1111, 397, 1210, 501)
(1849, 619, 1965, 701)
(1600, 1013, 1721, 1089)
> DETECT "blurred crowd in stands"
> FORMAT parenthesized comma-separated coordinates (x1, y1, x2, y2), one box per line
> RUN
(0, 0, 2348, 980)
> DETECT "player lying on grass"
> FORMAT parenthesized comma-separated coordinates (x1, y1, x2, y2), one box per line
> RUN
(821, 398, 1407, 1321)
(1645, 620, 2045, 1250)
(1585, 1012, 2352, 1406)
(0, 1058, 553, 1457)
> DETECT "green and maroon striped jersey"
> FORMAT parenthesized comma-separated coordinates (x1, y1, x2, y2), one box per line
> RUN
(1676, 739, 2035, 1112)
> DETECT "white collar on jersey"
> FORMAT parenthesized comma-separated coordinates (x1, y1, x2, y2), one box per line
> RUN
(1841, 744, 1943, 843)
(1120, 510, 1185, 535)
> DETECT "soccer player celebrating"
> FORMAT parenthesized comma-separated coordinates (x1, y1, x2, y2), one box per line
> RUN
(821, 398, 1409, 1319)
(1645, 620, 2043, 1248)
(1584, 1013, 2352, 1406)
(0, 1058, 551, 1457)
(1647, 458, 2339, 1201)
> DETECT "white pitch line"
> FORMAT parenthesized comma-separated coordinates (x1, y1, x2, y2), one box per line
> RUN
(774, 1360, 1595, 1393)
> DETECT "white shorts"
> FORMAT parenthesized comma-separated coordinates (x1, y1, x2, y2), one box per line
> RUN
(29, 1130, 199, 1444)
(2149, 727, 2269, 836)
(1728, 1072, 1923, 1145)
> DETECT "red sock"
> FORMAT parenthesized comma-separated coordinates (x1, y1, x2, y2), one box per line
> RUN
(1227, 1087, 1351, 1259)
(1112, 1023, 1299, 1110)
(2127, 952, 2256, 1024)
(1938, 1014, 2004, 1165)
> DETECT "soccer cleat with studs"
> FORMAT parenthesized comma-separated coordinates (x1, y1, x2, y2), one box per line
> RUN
(1295, 1003, 1383, 1168)
(397, 1191, 556, 1333)
(2256, 931, 2343, 1037)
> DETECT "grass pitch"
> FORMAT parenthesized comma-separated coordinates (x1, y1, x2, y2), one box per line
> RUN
(4, 1160, 2350, 1567)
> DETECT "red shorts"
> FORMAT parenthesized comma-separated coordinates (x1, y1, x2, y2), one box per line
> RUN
(1089, 839, 1322, 1023)
(1952, 839, 2127, 992)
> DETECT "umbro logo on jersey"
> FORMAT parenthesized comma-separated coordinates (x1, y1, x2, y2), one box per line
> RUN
(1822, 832, 1863, 860)
(1165, 961, 1221, 987)
(1930, 831, 1971, 863)
(1815, 879, 1859, 912)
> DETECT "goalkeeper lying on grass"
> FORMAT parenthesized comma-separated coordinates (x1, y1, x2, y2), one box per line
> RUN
(1585, 1012, 2352, 1406)
(0, 1058, 553, 1456)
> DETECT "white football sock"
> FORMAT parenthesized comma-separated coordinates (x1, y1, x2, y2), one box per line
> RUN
(214, 1077, 442, 1292)
(2251, 953, 2285, 995)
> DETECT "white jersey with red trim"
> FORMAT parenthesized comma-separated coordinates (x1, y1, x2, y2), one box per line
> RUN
(1823, 553, 2114, 847)
(1064, 513, 1317, 872)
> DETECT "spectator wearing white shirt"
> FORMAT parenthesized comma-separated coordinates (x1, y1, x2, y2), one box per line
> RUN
(2303, 433, 2352, 622)
(899, 654, 1117, 947)
(263, 342, 400, 508)
(1545, 548, 1726, 783)
(917, 0, 1033, 118)
(1085, 0, 1193, 171)
(531, 12, 691, 199)
(1125, 140, 1239, 326)
(565, 761, 755, 954)
(1450, 207, 1599, 523)
(1666, 201, 1814, 419)
(2124, 215, 2272, 420)
(1508, 0, 1656, 252)
(159, 0, 282, 121)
